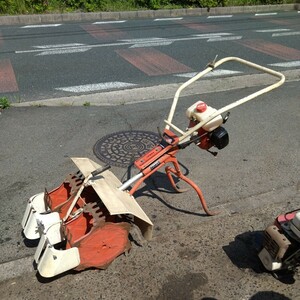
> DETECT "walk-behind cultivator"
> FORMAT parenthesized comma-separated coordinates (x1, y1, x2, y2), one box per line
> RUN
(22, 57, 285, 278)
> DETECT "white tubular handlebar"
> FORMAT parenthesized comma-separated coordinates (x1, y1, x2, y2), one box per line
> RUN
(164, 56, 285, 141)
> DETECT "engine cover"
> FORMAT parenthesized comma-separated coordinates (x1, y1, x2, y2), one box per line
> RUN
(210, 127, 229, 149)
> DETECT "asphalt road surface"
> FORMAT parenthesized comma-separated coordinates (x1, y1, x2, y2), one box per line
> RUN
(0, 78, 299, 298)
(0, 10, 299, 102)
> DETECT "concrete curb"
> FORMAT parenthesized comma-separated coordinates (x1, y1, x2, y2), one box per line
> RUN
(0, 4, 299, 25)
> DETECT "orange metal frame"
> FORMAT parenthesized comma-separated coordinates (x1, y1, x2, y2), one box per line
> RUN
(130, 129, 217, 216)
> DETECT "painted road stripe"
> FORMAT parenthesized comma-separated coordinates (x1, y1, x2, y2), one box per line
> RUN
(37, 48, 91, 55)
(207, 15, 233, 18)
(255, 29, 290, 33)
(269, 61, 300, 68)
(0, 59, 18, 92)
(237, 39, 300, 60)
(21, 24, 61, 28)
(272, 31, 300, 37)
(16, 42, 126, 54)
(255, 13, 278, 16)
(208, 36, 242, 42)
(31, 43, 91, 55)
(56, 82, 137, 93)
(93, 20, 126, 24)
(126, 38, 173, 48)
(14, 33, 251, 55)
(175, 69, 242, 78)
(154, 17, 183, 21)
(193, 33, 232, 38)
(116, 48, 192, 76)
(33, 43, 86, 48)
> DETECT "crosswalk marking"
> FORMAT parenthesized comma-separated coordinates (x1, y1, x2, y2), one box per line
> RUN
(116, 48, 192, 76)
(0, 59, 19, 93)
(81, 24, 128, 41)
(237, 39, 300, 60)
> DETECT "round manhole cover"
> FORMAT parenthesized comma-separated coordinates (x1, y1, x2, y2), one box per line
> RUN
(93, 130, 160, 168)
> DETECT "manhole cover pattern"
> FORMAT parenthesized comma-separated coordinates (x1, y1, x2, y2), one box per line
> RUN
(93, 130, 160, 168)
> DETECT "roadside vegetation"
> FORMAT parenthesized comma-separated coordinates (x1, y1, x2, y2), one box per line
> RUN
(0, 97, 11, 109)
(0, 0, 294, 15)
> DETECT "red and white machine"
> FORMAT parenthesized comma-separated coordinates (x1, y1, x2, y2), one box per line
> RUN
(21, 57, 285, 278)
(259, 209, 300, 276)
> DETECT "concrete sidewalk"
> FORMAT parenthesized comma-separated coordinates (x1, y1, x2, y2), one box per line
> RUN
(0, 4, 299, 25)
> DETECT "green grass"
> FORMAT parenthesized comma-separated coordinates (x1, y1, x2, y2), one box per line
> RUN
(226, 0, 293, 5)
(0, 0, 294, 15)
(0, 97, 11, 109)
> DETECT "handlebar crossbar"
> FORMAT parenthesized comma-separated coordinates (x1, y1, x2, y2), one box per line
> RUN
(164, 56, 285, 142)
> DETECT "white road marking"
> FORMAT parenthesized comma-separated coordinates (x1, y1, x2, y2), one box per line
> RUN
(121, 38, 168, 43)
(121, 38, 173, 48)
(255, 13, 277, 16)
(31, 43, 91, 55)
(175, 69, 242, 78)
(207, 15, 233, 18)
(208, 36, 242, 42)
(37, 48, 91, 55)
(272, 31, 300, 37)
(269, 61, 300, 68)
(93, 20, 126, 24)
(130, 41, 172, 48)
(255, 29, 290, 33)
(21, 24, 61, 28)
(56, 82, 137, 93)
(193, 33, 232, 38)
(154, 17, 183, 21)
(33, 43, 85, 49)
(16, 42, 127, 54)
(15, 33, 243, 55)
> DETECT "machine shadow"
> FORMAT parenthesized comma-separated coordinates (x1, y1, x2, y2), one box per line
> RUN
(131, 167, 207, 217)
(121, 160, 190, 184)
(222, 230, 265, 273)
(249, 291, 292, 300)
(21, 231, 40, 247)
(222, 231, 296, 284)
